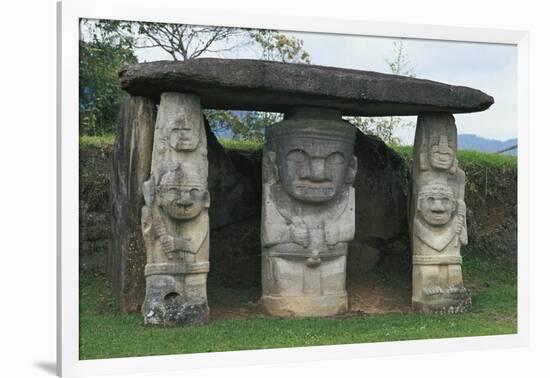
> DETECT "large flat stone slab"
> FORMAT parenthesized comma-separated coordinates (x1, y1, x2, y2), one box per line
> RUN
(119, 58, 493, 116)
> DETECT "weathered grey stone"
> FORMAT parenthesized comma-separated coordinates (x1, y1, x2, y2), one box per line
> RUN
(204, 118, 260, 229)
(261, 107, 356, 317)
(109, 95, 156, 313)
(410, 113, 471, 314)
(141, 92, 210, 326)
(119, 58, 494, 116)
(350, 130, 410, 273)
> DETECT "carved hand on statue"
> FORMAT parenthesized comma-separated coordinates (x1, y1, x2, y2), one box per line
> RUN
(323, 221, 339, 248)
(457, 202, 466, 218)
(152, 216, 168, 237)
(160, 234, 194, 254)
(141, 206, 153, 236)
(160, 234, 176, 254)
(455, 218, 465, 236)
(455, 202, 466, 235)
(174, 237, 193, 254)
(289, 217, 310, 248)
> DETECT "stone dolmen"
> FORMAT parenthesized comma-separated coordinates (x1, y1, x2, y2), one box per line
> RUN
(110, 58, 493, 324)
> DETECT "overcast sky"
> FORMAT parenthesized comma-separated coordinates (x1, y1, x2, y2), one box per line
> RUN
(135, 27, 517, 145)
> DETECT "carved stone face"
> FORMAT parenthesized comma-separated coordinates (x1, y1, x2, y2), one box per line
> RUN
(417, 186, 456, 226)
(277, 137, 353, 203)
(157, 183, 208, 220)
(166, 111, 204, 151)
(169, 117, 199, 151)
(428, 135, 455, 170)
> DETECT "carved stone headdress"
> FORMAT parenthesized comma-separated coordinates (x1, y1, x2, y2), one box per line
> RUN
(266, 120, 357, 144)
(417, 183, 455, 199)
(157, 165, 206, 189)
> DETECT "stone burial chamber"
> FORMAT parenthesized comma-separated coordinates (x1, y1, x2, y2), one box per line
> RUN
(110, 58, 493, 325)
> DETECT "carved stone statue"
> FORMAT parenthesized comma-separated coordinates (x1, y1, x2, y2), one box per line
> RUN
(141, 92, 210, 326)
(411, 113, 471, 314)
(261, 107, 357, 317)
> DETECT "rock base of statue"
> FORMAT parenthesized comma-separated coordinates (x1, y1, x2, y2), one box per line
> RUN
(261, 295, 348, 317)
(143, 300, 210, 326)
(142, 261, 210, 325)
(412, 265, 472, 314)
(411, 292, 472, 315)
(260, 254, 349, 317)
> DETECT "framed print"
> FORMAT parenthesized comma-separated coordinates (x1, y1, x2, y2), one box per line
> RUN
(58, 0, 529, 376)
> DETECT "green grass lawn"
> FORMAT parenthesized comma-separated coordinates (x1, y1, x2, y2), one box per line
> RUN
(79, 253, 516, 360)
(79, 133, 116, 149)
(217, 138, 264, 152)
(393, 145, 517, 170)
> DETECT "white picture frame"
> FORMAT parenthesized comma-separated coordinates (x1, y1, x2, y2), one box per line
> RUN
(57, 1, 529, 376)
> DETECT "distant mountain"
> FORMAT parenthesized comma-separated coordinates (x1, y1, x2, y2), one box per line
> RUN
(458, 134, 517, 155)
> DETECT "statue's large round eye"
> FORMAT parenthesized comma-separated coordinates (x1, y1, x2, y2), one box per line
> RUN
(286, 149, 307, 162)
(442, 198, 451, 206)
(326, 152, 345, 165)
(190, 188, 200, 197)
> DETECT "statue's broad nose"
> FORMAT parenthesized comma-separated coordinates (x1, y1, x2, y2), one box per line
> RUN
(432, 199, 445, 211)
(309, 158, 327, 182)
(438, 136, 451, 153)
(177, 191, 191, 203)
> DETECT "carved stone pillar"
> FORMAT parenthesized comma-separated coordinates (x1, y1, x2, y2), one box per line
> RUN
(261, 107, 357, 317)
(410, 113, 471, 314)
(141, 92, 210, 326)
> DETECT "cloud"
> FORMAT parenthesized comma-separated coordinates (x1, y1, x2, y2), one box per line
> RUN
(289, 31, 518, 142)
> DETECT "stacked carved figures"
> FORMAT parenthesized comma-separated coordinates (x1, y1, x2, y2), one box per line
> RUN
(410, 113, 471, 314)
(141, 93, 210, 325)
(261, 107, 357, 317)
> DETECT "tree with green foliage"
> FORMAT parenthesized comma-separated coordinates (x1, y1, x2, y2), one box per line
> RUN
(79, 22, 137, 135)
(347, 40, 416, 145)
(93, 20, 252, 61)
(93, 20, 310, 64)
(203, 109, 281, 142)
(250, 29, 310, 63)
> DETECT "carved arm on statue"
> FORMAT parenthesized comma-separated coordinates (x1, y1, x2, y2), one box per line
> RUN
(180, 214, 209, 254)
(324, 221, 340, 249)
(261, 224, 291, 247)
(159, 234, 193, 254)
(454, 201, 468, 246)
(323, 192, 355, 248)
(289, 217, 310, 248)
(148, 206, 169, 240)
(141, 206, 153, 238)
(324, 221, 355, 248)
